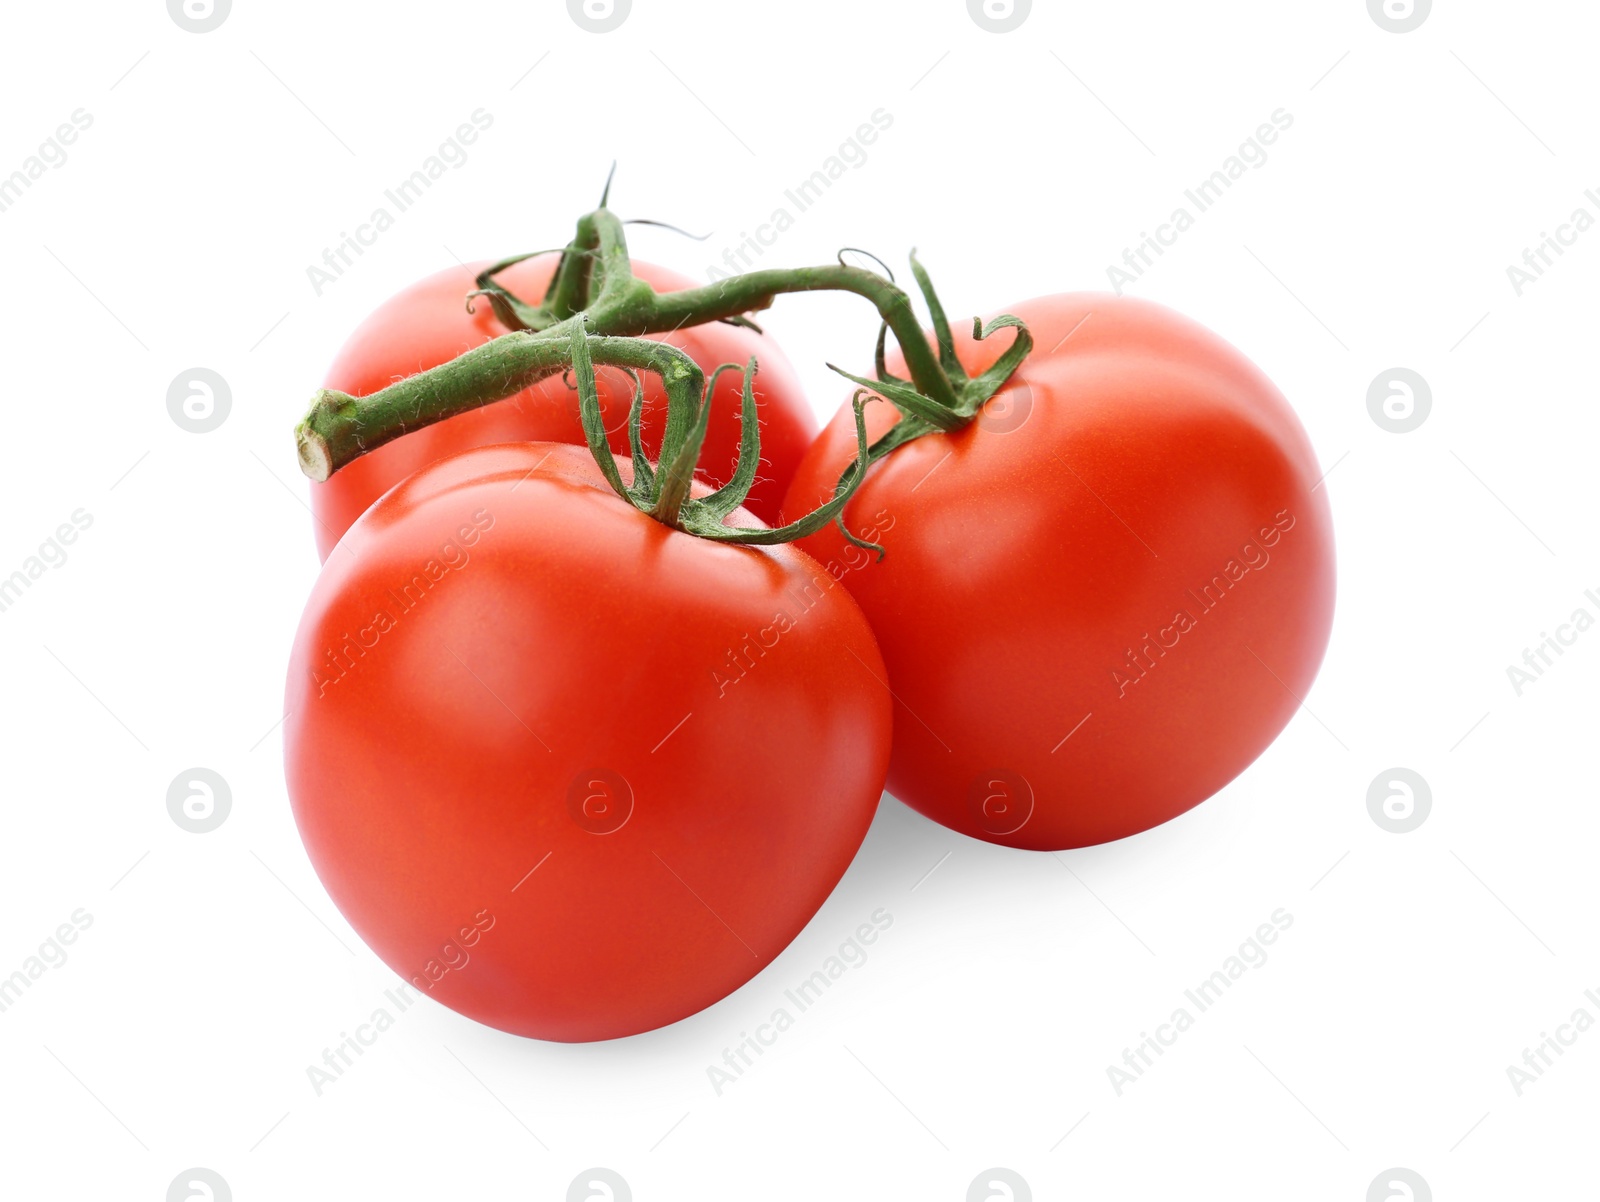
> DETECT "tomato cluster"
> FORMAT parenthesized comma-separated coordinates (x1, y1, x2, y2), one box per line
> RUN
(284, 215, 1334, 1042)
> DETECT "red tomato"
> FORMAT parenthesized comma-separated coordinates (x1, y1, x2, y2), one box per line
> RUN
(783, 294, 1335, 851)
(284, 442, 891, 1041)
(309, 257, 816, 561)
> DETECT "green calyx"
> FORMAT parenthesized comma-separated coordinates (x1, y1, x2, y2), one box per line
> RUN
(565, 320, 875, 546)
(825, 251, 1034, 486)
(293, 180, 1035, 552)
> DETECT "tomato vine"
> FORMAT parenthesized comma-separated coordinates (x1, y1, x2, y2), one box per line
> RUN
(293, 188, 1035, 546)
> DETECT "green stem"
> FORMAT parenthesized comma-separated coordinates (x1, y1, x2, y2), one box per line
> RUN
(587, 210, 643, 309)
(542, 235, 594, 321)
(297, 204, 1033, 501)
(633, 265, 954, 409)
(473, 210, 958, 405)
(295, 332, 692, 481)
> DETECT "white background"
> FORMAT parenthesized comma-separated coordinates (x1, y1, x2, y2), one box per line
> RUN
(0, 1, 1593, 1199)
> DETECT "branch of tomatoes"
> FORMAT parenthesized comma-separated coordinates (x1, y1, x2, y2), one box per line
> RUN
(292, 195, 1034, 544)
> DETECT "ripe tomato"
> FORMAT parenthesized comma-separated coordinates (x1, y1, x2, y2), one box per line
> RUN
(284, 442, 891, 1041)
(783, 294, 1335, 851)
(309, 256, 816, 561)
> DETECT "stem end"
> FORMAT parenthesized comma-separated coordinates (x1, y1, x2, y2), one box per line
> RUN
(296, 389, 355, 481)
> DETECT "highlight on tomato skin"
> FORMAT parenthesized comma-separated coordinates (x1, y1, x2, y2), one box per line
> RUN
(782, 292, 1336, 852)
(308, 255, 817, 562)
(284, 443, 892, 1042)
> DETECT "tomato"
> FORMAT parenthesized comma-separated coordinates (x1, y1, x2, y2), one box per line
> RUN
(782, 294, 1335, 851)
(309, 256, 816, 561)
(284, 442, 891, 1041)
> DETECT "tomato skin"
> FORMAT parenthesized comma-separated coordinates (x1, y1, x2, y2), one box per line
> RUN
(310, 257, 816, 561)
(285, 443, 891, 1041)
(782, 294, 1335, 851)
